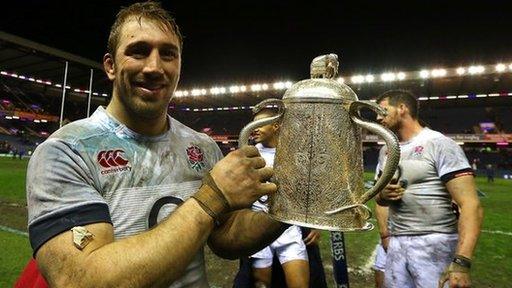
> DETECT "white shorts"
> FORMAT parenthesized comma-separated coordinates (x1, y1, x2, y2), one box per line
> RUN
(384, 233, 458, 288)
(373, 243, 387, 272)
(251, 225, 308, 268)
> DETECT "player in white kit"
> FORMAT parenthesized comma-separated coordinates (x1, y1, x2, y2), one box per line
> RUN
(249, 108, 309, 288)
(23, 2, 287, 287)
(374, 90, 483, 288)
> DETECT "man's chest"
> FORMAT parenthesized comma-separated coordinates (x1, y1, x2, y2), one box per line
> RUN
(86, 141, 211, 193)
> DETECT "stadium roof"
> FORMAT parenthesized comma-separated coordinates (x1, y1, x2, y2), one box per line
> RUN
(0, 31, 111, 99)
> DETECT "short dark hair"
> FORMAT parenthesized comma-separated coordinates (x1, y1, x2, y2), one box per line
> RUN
(376, 89, 419, 119)
(107, 1, 183, 58)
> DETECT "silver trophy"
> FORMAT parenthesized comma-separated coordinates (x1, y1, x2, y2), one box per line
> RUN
(239, 54, 400, 231)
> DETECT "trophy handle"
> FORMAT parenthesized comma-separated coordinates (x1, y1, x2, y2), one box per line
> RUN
(323, 203, 374, 231)
(350, 100, 400, 204)
(238, 99, 285, 148)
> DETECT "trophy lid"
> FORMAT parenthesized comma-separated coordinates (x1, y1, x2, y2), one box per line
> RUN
(283, 54, 358, 101)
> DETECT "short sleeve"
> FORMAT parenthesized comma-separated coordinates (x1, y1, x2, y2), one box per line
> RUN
(431, 136, 473, 183)
(27, 138, 111, 255)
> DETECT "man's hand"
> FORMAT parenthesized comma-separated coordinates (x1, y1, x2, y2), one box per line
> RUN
(303, 229, 321, 246)
(210, 145, 276, 210)
(438, 263, 471, 288)
(378, 183, 405, 201)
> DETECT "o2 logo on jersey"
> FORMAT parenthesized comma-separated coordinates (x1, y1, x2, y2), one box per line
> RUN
(186, 145, 205, 172)
(97, 149, 132, 175)
(148, 196, 184, 228)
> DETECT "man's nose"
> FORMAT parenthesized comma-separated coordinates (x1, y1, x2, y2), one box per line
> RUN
(376, 114, 384, 122)
(143, 50, 164, 75)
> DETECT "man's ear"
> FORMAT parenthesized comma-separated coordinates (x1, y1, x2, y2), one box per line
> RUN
(398, 103, 408, 116)
(103, 53, 115, 81)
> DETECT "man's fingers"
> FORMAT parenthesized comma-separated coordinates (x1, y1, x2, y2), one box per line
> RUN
(304, 232, 319, 245)
(382, 190, 403, 200)
(449, 273, 471, 288)
(438, 271, 449, 288)
(388, 193, 403, 200)
(384, 187, 405, 193)
(251, 157, 266, 169)
(386, 184, 402, 189)
(259, 167, 273, 182)
(258, 182, 277, 195)
(239, 145, 260, 157)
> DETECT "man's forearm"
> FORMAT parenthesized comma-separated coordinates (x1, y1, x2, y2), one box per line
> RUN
(456, 200, 483, 259)
(375, 203, 389, 236)
(208, 209, 286, 259)
(39, 199, 214, 288)
(95, 199, 214, 287)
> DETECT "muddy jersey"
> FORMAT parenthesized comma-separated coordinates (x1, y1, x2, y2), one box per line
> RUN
(376, 128, 472, 235)
(27, 106, 223, 288)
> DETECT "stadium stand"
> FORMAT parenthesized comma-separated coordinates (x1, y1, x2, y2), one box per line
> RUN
(1, 31, 511, 174)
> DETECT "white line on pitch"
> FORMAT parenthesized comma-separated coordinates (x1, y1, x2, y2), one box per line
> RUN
(482, 229, 512, 236)
(0, 225, 28, 237)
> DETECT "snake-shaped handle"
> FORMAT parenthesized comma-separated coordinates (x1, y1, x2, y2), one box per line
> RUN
(351, 100, 400, 204)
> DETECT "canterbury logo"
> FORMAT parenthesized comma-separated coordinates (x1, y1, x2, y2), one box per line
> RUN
(97, 150, 129, 168)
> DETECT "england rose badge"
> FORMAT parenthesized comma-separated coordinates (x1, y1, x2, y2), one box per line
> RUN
(186, 145, 205, 171)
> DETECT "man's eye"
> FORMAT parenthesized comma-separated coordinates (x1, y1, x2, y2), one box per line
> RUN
(126, 46, 150, 58)
(132, 53, 146, 59)
(160, 50, 177, 61)
(134, 48, 150, 57)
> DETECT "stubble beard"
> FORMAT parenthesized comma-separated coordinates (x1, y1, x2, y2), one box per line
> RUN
(116, 80, 170, 120)
(388, 119, 402, 134)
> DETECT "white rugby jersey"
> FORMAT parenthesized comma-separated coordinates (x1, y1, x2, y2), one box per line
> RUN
(27, 106, 223, 287)
(376, 128, 472, 235)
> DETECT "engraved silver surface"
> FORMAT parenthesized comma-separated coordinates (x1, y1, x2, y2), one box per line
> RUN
(269, 100, 370, 230)
(238, 54, 400, 231)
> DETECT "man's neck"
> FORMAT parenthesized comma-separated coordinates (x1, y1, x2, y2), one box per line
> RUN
(398, 119, 424, 142)
(261, 138, 277, 148)
(106, 98, 168, 136)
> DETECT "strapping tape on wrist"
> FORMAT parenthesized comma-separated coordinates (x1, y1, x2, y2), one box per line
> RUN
(191, 172, 230, 226)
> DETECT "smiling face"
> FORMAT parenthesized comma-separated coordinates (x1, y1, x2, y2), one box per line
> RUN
(104, 16, 181, 121)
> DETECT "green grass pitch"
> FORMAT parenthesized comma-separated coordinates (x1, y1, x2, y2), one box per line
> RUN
(0, 157, 510, 287)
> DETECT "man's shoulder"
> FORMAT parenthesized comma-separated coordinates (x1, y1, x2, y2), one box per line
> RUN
(170, 117, 216, 146)
(415, 128, 454, 146)
(49, 118, 108, 144)
(422, 128, 446, 139)
(31, 118, 109, 161)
